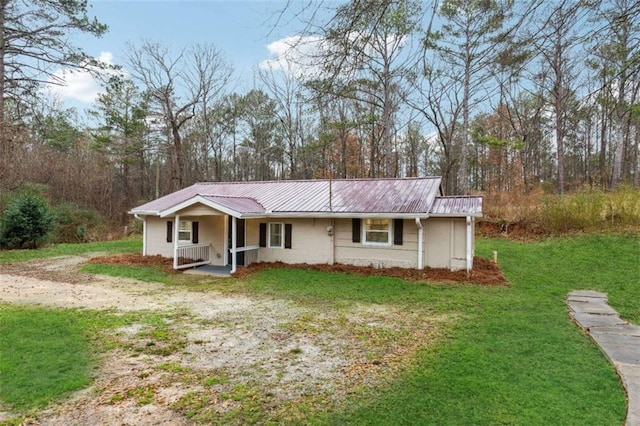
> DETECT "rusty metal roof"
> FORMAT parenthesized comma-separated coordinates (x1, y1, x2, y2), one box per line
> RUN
(430, 196, 483, 217)
(201, 196, 265, 214)
(130, 178, 482, 218)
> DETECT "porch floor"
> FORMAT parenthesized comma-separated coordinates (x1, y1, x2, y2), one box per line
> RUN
(183, 264, 232, 277)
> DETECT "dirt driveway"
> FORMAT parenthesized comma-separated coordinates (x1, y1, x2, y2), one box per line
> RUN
(0, 256, 447, 425)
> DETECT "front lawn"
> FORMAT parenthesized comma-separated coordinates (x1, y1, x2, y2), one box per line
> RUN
(235, 233, 637, 424)
(0, 237, 141, 265)
(0, 233, 637, 423)
(0, 306, 109, 411)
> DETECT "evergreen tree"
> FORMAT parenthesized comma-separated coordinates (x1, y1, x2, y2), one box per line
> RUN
(0, 194, 54, 249)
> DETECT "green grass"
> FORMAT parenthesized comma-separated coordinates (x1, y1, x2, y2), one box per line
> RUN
(1, 234, 637, 424)
(0, 237, 141, 264)
(0, 305, 185, 413)
(0, 306, 105, 411)
(234, 233, 638, 424)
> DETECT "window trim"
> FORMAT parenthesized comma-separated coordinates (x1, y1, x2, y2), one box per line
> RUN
(268, 222, 284, 249)
(362, 218, 393, 247)
(178, 220, 192, 243)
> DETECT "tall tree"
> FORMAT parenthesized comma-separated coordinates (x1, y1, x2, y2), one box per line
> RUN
(316, 0, 421, 177)
(126, 41, 232, 191)
(90, 77, 151, 210)
(531, 0, 594, 193)
(590, 0, 640, 187)
(423, 0, 514, 193)
(0, 0, 107, 150)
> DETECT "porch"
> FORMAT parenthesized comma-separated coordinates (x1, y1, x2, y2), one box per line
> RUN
(174, 242, 259, 271)
(183, 264, 233, 277)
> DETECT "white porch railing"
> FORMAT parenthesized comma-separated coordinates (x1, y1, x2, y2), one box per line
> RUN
(231, 245, 259, 267)
(176, 243, 211, 269)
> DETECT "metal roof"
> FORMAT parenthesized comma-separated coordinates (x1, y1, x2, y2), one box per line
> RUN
(201, 196, 265, 214)
(429, 196, 483, 217)
(130, 178, 482, 218)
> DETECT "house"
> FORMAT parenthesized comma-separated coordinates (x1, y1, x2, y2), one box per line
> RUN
(129, 177, 482, 274)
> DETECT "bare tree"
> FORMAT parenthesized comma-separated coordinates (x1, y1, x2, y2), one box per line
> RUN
(531, 0, 595, 193)
(126, 41, 232, 191)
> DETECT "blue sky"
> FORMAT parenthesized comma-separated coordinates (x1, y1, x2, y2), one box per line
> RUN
(49, 0, 332, 109)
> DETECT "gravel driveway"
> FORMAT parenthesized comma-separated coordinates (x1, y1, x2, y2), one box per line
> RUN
(0, 256, 446, 425)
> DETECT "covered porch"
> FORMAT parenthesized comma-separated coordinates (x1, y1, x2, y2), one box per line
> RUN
(155, 196, 265, 273)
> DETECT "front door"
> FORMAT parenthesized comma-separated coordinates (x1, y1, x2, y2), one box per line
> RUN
(227, 217, 246, 266)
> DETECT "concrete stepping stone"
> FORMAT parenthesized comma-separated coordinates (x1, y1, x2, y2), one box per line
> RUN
(567, 290, 640, 426)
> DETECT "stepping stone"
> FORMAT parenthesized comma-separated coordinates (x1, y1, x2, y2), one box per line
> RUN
(570, 312, 628, 329)
(568, 290, 607, 299)
(568, 300, 619, 315)
(567, 290, 640, 426)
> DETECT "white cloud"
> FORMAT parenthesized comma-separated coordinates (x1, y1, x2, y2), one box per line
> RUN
(260, 32, 409, 80)
(259, 35, 326, 78)
(44, 52, 123, 104)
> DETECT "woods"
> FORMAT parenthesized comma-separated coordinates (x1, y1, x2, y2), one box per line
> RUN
(0, 0, 639, 228)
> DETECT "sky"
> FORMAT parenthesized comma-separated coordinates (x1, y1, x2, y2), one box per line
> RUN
(47, 0, 332, 111)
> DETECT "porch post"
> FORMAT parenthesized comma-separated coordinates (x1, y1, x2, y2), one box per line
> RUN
(231, 216, 237, 274)
(173, 215, 180, 269)
(466, 216, 473, 276)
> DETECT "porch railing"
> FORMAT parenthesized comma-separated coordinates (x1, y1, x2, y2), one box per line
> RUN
(176, 243, 211, 269)
(231, 245, 259, 267)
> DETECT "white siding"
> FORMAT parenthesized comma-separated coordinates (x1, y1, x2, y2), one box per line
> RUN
(253, 218, 334, 265)
(145, 214, 473, 271)
(146, 216, 174, 258)
(145, 215, 226, 265)
(333, 218, 419, 268)
(424, 217, 467, 270)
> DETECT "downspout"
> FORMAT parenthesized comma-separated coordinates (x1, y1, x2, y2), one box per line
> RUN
(415, 217, 424, 270)
(466, 216, 473, 277)
(330, 218, 335, 265)
(173, 214, 180, 270)
(134, 214, 146, 256)
(231, 216, 237, 274)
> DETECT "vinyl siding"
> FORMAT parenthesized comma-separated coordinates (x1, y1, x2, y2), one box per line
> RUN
(145, 215, 226, 265)
(424, 217, 467, 270)
(333, 218, 420, 268)
(254, 218, 333, 264)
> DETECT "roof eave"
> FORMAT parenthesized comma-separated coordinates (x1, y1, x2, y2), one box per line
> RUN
(428, 212, 483, 218)
(159, 195, 249, 218)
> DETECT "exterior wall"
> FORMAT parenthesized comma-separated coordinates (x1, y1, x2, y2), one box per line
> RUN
(333, 218, 420, 269)
(144, 215, 226, 265)
(145, 216, 174, 258)
(424, 217, 468, 270)
(145, 213, 475, 271)
(252, 218, 334, 265)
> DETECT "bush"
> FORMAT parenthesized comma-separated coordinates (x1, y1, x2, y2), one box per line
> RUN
(482, 185, 640, 237)
(53, 203, 106, 243)
(0, 194, 55, 249)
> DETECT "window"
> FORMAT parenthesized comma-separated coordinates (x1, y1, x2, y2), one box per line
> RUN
(260, 223, 292, 249)
(363, 219, 391, 245)
(268, 223, 283, 248)
(178, 220, 192, 242)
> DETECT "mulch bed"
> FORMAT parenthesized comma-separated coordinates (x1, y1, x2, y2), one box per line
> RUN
(88, 253, 507, 286)
(87, 254, 176, 273)
(233, 256, 508, 286)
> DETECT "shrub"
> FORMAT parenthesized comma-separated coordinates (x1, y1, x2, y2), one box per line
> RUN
(0, 194, 55, 249)
(482, 185, 640, 236)
(53, 203, 106, 243)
